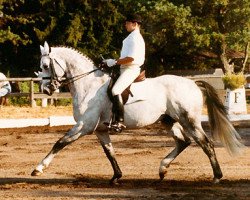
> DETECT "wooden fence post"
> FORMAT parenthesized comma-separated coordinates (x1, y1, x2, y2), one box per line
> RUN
(30, 79, 35, 107)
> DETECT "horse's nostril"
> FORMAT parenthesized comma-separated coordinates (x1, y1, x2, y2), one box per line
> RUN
(44, 65, 49, 69)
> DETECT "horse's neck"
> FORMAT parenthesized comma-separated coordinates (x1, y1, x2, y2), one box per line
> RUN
(71, 72, 108, 96)
(53, 47, 109, 107)
(69, 72, 109, 120)
(67, 65, 109, 107)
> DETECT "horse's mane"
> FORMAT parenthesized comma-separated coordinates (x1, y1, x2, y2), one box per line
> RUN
(52, 45, 95, 66)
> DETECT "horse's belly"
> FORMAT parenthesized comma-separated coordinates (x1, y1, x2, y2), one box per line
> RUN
(123, 79, 167, 127)
(124, 97, 166, 128)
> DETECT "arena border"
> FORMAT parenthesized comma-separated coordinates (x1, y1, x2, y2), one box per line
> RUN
(0, 116, 75, 128)
(0, 115, 249, 129)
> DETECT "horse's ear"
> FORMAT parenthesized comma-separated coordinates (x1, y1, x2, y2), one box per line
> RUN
(40, 45, 44, 55)
(43, 41, 50, 55)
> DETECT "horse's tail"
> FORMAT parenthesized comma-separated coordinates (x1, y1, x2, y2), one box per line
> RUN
(196, 80, 245, 155)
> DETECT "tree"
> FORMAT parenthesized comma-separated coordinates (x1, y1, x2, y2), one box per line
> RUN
(0, 0, 42, 75)
(183, 0, 250, 73)
(0, 0, 249, 77)
(211, 0, 250, 73)
(143, 1, 201, 76)
(143, 0, 250, 75)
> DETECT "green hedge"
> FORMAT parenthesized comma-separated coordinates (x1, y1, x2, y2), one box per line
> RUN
(8, 81, 72, 106)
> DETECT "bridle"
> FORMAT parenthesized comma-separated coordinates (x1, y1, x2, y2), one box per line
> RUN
(42, 55, 100, 92)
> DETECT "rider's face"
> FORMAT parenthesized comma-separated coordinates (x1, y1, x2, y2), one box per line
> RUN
(125, 21, 137, 32)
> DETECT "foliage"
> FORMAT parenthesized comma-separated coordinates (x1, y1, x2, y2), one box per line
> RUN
(222, 72, 246, 90)
(56, 98, 72, 106)
(8, 81, 72, 106)
(145, 0, 250, 74)
(18, 81, 39, 93)
(8, 81, 40, 105)
(0, 0, 249, 77)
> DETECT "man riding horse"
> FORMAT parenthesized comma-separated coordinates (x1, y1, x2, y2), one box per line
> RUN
(104, 13, 145, 132)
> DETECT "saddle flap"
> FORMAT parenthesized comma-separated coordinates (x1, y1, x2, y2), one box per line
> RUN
(107, 70, 146, 104)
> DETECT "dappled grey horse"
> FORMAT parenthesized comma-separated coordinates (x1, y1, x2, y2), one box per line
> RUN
(31, 42, 245, 184)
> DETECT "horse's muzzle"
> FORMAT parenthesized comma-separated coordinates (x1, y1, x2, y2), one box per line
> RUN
(43, 86, 53, 96)
(43, 80, 61, 96)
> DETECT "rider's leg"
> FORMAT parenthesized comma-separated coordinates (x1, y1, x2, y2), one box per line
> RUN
(112, 94, 124, 123)
(111, 66, 140, 131)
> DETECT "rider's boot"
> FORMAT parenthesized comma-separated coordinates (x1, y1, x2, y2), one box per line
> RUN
(111, 94, 126, 132)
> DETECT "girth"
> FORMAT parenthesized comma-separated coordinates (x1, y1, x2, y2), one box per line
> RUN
(107, 70, 146, 104)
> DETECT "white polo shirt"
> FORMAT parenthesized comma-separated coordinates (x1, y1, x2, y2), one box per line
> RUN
(120, 29, 145, 68)
(0, 72, 8, 88)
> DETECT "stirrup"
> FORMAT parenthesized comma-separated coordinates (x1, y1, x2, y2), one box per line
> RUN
(111, 122, 126, 133)
(103, 121, 126, 133)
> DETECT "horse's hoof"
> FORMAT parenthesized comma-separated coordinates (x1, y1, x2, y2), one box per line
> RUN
(212, 177, 221, 184)
(109, 174, 122, 186)
(109, 178, 121, 186)
(31, 169, 43, 176)
(159, 172, 165, 181)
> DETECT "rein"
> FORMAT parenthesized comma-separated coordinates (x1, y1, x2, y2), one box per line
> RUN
(43, 57, 100, 86)
(60, 68, 99, 86)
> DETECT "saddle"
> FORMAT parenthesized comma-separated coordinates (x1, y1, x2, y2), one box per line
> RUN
(107, 66, 146, 104)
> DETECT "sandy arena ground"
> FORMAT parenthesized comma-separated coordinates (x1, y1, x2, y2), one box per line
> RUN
(0, 123, 249, 200)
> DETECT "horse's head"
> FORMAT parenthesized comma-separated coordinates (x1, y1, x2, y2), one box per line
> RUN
(39, 41, 66, 95)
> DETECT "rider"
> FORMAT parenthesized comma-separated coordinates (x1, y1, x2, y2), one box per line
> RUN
(0, 72, 11, 98)
(104, 13, 145, 131)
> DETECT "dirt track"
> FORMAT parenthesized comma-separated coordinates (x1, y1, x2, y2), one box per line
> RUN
(0, 125, 249, 199)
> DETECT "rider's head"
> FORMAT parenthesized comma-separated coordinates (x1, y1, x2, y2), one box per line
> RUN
(125, 14, 142, 32)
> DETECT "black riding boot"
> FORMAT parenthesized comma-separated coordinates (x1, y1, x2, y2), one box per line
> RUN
(111, 94, 126, 132)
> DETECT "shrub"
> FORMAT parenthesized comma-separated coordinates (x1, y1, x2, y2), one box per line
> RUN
(222, 72, 246, 90)
(7, 81, 72, 106)
(9, 81, 40, 106)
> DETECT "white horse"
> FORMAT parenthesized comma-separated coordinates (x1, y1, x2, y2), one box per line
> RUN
(31, 41, 245, 184)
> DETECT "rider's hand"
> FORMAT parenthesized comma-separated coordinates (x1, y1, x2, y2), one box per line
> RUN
(105, 59, 117, 67)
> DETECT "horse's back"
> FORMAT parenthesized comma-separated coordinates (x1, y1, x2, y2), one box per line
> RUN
(123, 74, 203, 128)
(156, 74, 202, 100)
(153, 75, 203, 118)
(148, 74, 202, 99)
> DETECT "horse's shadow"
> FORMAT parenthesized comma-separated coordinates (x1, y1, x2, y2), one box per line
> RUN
(0, 176, 249, 188)
(0, 176, 249, 199)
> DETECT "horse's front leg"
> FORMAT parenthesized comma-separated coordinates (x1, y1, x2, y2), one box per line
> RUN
(31, 122, 84, 176)
(96, 131, 122, 185)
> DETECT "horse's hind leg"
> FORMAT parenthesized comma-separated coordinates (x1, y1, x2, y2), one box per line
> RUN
(159, 122, 191, 180)
(191, 124, 223, 183)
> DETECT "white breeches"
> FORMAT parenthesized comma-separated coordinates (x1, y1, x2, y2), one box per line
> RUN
(112, 65, 141, 96)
